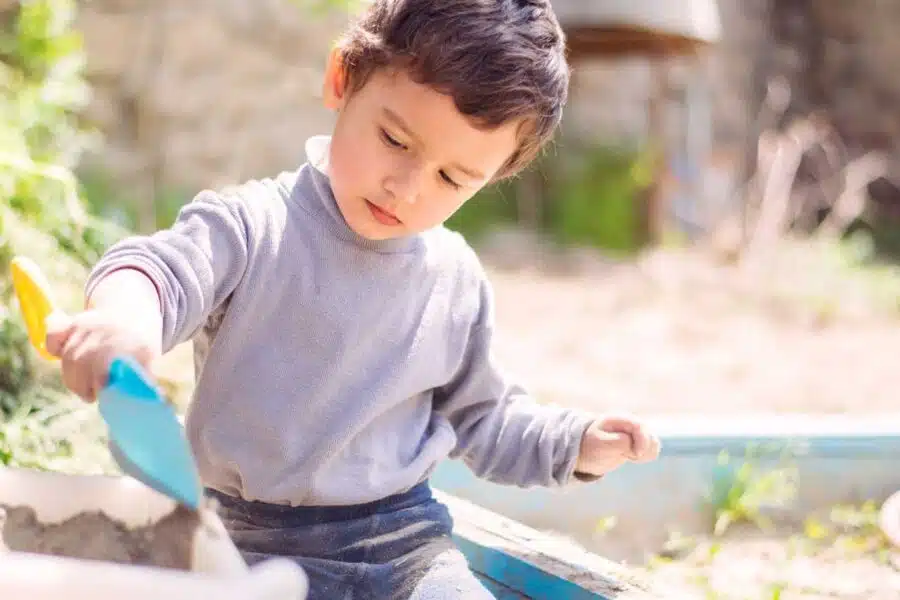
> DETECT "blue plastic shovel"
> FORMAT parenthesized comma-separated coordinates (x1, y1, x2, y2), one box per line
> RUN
(10, 256, 202, 510)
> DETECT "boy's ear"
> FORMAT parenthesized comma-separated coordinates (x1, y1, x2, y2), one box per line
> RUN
(323, 48, 347, 110)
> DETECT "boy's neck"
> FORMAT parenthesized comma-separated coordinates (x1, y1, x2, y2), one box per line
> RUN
(303, 135, 423, 254)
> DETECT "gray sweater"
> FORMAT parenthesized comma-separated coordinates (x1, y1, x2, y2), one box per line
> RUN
(85, 136, 595, 507)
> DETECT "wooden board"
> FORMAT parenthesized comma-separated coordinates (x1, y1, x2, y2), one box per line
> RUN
(436, 490, 669, 599)
(554, 0, 721, 59)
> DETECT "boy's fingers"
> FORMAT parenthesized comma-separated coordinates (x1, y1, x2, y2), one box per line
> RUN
(589, 424, 632, 452)
(633, 433, 661, 463)
(651, 435, 662, 458)
(598, 416, 644, 458)
(61, 365, 90, 402)
(605, 431, 632, 455)
(90, 352, 114, 403)
(632, 430, 651, 458)
(44, 312, 74, 356)
(599, 416, 639, 434)
(590, 415, 661, 465)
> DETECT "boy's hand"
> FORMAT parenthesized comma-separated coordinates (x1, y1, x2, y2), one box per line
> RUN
(45, 310, 161, 403)
(575, 415, 660, 478)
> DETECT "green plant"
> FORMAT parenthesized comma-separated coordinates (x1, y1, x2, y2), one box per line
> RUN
(0, 0, 122, 266)
(0, 0, 118, 470)
(0, 311, 33, 410)
(0, 0, 369, 476)
(544, 144, 654, 254)
(0, 385, 112, 473)
(801, 500, 893, 562)
(709, 443, 799, 536)
(445, 179, 519, 241)
(446, 145, 655, 252)
(644, 456, 893, 600)
(289, 0, 363, 13)
(78, 167, 188, 231)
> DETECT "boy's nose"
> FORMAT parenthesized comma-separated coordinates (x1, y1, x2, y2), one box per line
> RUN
(383, 167, 423, 205)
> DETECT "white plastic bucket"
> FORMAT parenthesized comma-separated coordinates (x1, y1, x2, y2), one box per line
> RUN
(0, 467, 308, 599)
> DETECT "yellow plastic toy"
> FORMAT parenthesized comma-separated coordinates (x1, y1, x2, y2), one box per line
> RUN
(9, 255, 60, 361)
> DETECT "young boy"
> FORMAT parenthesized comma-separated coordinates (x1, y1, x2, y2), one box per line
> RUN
(47, 0, 660, 597)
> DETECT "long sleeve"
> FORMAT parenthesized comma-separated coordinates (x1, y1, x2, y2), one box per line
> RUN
(433, 275, 596, 488)
(84, 189, 254, 353)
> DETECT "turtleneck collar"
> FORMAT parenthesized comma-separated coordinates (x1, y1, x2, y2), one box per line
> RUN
(300, 135, 421, 254)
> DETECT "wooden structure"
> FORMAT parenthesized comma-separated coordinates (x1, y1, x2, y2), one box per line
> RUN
(441, 491, 663, 599)
(556, 1, 721, 60)
(549, 0, 723, 245)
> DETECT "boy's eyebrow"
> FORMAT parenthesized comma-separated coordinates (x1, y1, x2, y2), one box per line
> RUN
(450, 161, 486, 181)
(382, 108, 486, 181)
(383, 108, 419, 143)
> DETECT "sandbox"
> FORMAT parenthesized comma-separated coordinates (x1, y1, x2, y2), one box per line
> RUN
(0, 467, 308, 599)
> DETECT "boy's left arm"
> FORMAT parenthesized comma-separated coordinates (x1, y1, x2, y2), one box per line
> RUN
(434, 278, 659, 488)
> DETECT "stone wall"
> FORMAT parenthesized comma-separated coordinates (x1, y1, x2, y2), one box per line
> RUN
(76, 0, 349, 200)
(71, 0, 900, 215)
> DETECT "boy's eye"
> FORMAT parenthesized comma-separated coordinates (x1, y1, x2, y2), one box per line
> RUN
(380, 129, 405, 149)
(440, 171, 461, 190)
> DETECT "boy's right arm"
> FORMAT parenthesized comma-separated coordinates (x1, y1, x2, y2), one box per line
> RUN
(46, 269, 163, 402)
(47, 189, 255, 400)
(85, 189, 255, 351)
(87, 266, 163, 329)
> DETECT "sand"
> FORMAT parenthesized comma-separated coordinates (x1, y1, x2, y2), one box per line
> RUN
(640, 533, 900, 600)
(0, 503, 200, 570)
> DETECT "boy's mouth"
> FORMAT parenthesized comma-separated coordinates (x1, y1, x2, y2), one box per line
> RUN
(365, 200, 402, 226)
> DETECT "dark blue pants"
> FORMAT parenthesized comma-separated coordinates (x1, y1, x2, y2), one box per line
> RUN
(208, 482, 495, 599)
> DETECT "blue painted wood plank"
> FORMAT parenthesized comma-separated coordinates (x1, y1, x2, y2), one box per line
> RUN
(437, 490, 663, 599)
(658, 432, 900, 458)
(456, 535, 610, 600)
(474, 573, 531, 599)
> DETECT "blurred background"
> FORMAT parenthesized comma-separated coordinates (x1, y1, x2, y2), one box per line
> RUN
(2, 1, 900, 598)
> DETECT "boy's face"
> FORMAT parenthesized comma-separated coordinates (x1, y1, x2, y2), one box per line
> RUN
(322, 54, 522, 240)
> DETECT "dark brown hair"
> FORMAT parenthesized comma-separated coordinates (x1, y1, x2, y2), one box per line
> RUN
(335, 0, 570, 179)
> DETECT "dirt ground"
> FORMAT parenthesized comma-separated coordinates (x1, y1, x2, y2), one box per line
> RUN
(481, 236, 900, 415)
